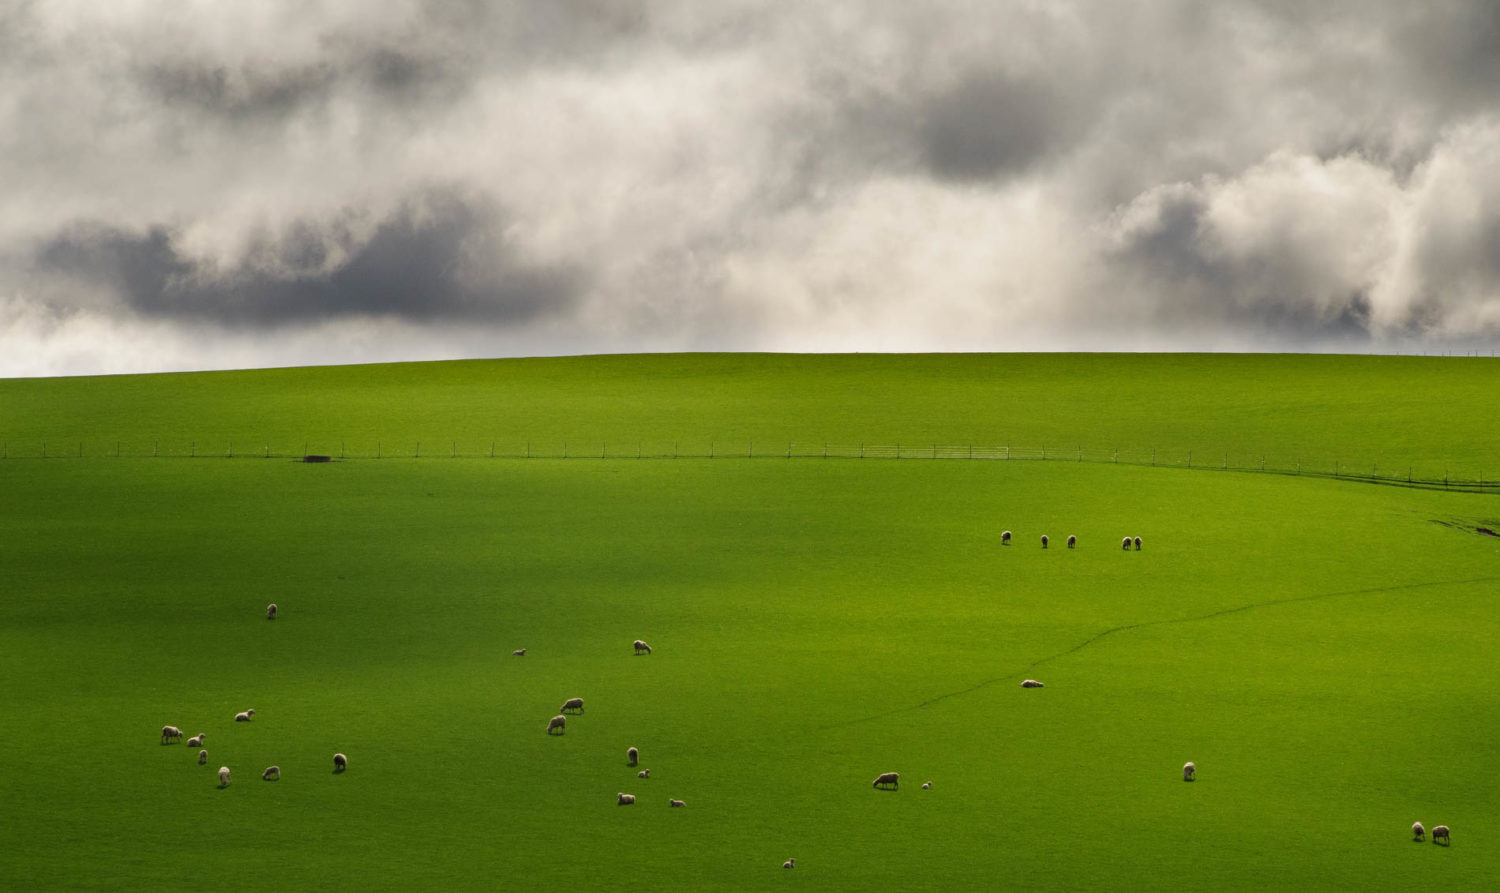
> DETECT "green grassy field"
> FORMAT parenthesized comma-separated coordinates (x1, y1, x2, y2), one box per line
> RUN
(2, 354, 1497, 891)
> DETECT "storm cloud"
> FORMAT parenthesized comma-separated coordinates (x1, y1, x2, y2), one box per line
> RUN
(2, 1, 1498, 374)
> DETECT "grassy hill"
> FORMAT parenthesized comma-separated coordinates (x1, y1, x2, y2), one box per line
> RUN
(2, 354, 1497, 891)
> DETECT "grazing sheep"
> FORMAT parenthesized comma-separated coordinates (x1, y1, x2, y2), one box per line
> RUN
(198, 749, 208, 765)
(617, 792, 636, 806)
(1041, 535, 1049, 549)
(1413, 821, 1425, 842)
(669, 799, 685, 808)
(627, 746, 639, 766)
(1183, 761, 1195, 782)
(783, 859, 796, 869)
(333, 753, 347, 772)
(547, 715, 566, 735)
(560, 697, 585, 714)
(218, 766, 231, 787)
(161, 725, 183, 745)
(1020, 679, 1045, 688)
(1067, 535, 1077, 549)
(186, 734, 204, 748)
(1134, 536, 1142, 551)
(872, 772, 900, 790)
(1433, 825, 1450, 845)
(262, 766, 280, 781)
(1001, 530, 1012, 545)
(1122, 536, 1132, 550)
(513, 648, 526, 656)
(638, 769, 650, 779)
(234, 709, 255, 722)
(634, 639, 652, 655)
(921, 781, 932, 789)
(266, 603, 277, 620)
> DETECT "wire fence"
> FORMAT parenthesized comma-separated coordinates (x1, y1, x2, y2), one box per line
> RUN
(3, 438, 1496, 494)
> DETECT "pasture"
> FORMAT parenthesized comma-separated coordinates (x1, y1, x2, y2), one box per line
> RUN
(1, 353, 1497, 890)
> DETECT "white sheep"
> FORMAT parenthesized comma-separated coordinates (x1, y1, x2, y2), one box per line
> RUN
(921, 781, 932, 789)
(1122, 536, 1131, 550)
(1412, 821, 1425, 841)
(783, 859, 796, 869)
(333, 752, 348, 771)
(634, 639, 652, 655)
(218, 766, 231, 787)
(1041, 535, 1049, 549)
(617, 792, 636, 805)
(1134, 536, 1142, 551)
(560, 697, 585, 714)
(638, 769, 650, 779)
(547, 715, 566, 735)
(1020, 679, 1044, 688)
(234, 709, 255, 722)
(1183, 761, 1195, 782)
(160, 725, 184, 745)
(266, 603, 277, 620)
(627, 746, 639, 766)
(198, 749, 208, 765)
(513, 648, 526, 656)
(186, 734, 204, 748)
(669, 799, 685, 808)
(1067, 534, 1076, 549)
(262, 766, 280, 781)
(1433, 825, 1450, 845)
(1001, 530, 1012, 545)
(872, 771, 899, 790)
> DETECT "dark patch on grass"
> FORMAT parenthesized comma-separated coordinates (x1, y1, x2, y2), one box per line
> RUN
(301, 455, 332, 463)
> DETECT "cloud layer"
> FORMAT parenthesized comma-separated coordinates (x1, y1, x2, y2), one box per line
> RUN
(3, 1, 1499, 374)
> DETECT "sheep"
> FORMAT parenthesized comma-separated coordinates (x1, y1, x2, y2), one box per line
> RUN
(627, 746, 639, 766)
(1412, 821, 1425, 842)
(634, 639, 652, 655)
(513, 648, 526, 656)
(617, 792, 636, 805)
(1001, 530, 1012, 545)
(783, 859, 796, 869)
(218, 766, 231, 787)
(1183, 761, 1195, 782)
(669, 799, 685, 808)
(1067, 534, 1076, 549)
(266, 603, 277, 620)
(186, 734, 205, 748)
(234, 709, 255, 722)
(560, 697, 585, 714)
(1122, 536, 1132, 550)
(1432, 825, 1450, 845)
(333, 753, 347, 771)
(547, 715, 566, 735)
(198, 749, 208, 765)
(1020, 679, 1045, 688)
(921, 781, 932, 789)
(1134, 536, 1142, 551)
(1041, 535, 1049, 549)
(638, 769, 650, 779)
(160, 725, 183, 745)
(262, 766, 280, 781)
(872, 772, 900, 790)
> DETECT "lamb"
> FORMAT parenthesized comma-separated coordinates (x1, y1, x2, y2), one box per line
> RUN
(872, 772, 900, 790)
(1021, 679, 1044, 688)
(627, 746, 639, 766)
(333, 753, 347, 771)
(1067, 535, 1076, 549)
(234, 709, 255, 722)
(617, 792, 636, 805)
(783, 859, 796, 869)
(669, 799, 685, 808)
(547, 715, 566, 735)
(1183, 761, 1195, 782)
(1432, 825, 1450, 845)
(1412, 821, 1425, 842)
(1041, 535, 1048, 549)
(1134, 536, 1142, 551)
(638, 769, 650, 779)
(160, 725, 184, 745)
(262, 766, 280, 781)
(1122, 536, 1132, 550)
(198, 749, 208, 765)
(560, 697, 585, 714)
(218, 766, 231, 787)
(1001, 530, 1012, 545)
(266, 603, 277, 620)
(513, 648, 526, 656)
(921, 781, 932, 790)
(633, 639, 652, 655)
(186, 734, 205, 748)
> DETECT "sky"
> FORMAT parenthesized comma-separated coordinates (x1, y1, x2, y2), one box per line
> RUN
(3, 1, 1499, 376)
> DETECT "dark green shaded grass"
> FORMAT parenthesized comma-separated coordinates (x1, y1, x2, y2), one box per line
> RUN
(2, 456, 1497, 890)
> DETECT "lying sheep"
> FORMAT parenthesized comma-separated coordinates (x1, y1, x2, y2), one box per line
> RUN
(161, 725, 184, 745)
(234, 709, 255, 722)
(333, 753, 347, 772)
(1067, 535, 1076, 549)
(669, 799, 685, 808)
(1134, 536, 1142, 551)
(547, 715, 566, 735)
(186, 734, 205, 748)
(198, 749, 208, 765)
(783, 859, 796, 869)
(627, 746, 639, 766)
(218, 766, 231, 787)
(1412, 821, 1425, 842)
(560, 697, 585, 714)
(1122, 536, 1132, 550)
(1020, 679, 1045, 688)
(638, 769, 650, 779)
(634, 639, 652, 655)
(1041, 535, 1049, 549)
(872, 772, 899, 790)
(1433, 825, 1450, 845)
(1001, 530, 1012, 545)
(617, 792, 635, 805)
(1183, 762, 1195, 782)
(266, 603, 277, 620)
(921, 781, 932, 790)
(513, 648, 526, 656)
(262, 766, 280, 781)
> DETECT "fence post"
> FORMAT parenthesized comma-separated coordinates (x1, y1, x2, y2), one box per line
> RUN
(710, 442, 714, 458)
(563, 442, 566, 459)
(343, 442, 346, 459)
(527, 442, 530, 458)
(43, 441, 46, 458)
(191, 442, 195, 458)
(1187, 450, 1190, 468)
(229, 442, 233, 458)
(673, 442, 677, 459)
(452, 442, 456, 458)
(377, 442, 380, 459)
(824, 444, 828, 458)
(1224, 454, 1227, 470)
(1113, 448, 1117, 463)
(750, 443, 753, 458)
(933, 444, 937, 459)
(970, 445, 974, 459)
(1296, 459, 1300, 475)
(1261, 456, 1264, 471)
(1335, 460, 1339, 477)
(417, 442, 421, 458)
(638, 442, 642, 459)
(1041, 445, 1045, 460)
(490, 442, 494, 458)
(786, 443, 790, 459)
(602, 444, 606, 459)
(1006, 443, 1010, 460)
(1077, 446, 1081, 462)
(860, 443, 864, 459)
(897, 443, 900, 460)
(1151, 448, 1155, 466)
(267, 443, 271, 458)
